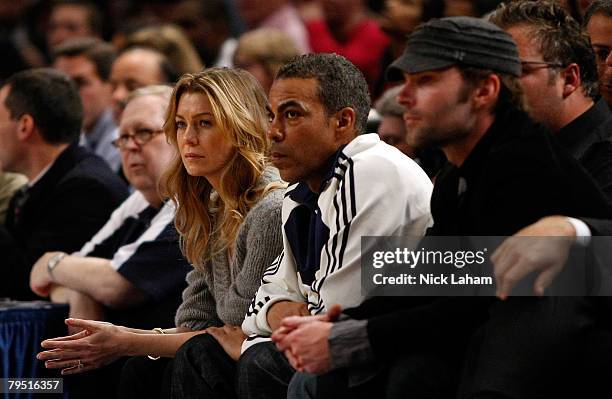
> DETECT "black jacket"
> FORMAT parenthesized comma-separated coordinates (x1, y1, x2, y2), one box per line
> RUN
(429, 106, 612, 236)
(0, 142, 128, 300)
(346, 107, 612, 364)
(556, 98, 612, 234)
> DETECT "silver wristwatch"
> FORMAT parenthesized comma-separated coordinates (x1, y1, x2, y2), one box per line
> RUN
(47, 252, 67, 280)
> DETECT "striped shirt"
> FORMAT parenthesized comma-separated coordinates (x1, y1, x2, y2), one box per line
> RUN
(242, 134, 433, 351)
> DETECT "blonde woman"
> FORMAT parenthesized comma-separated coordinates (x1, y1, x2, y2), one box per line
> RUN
(37, 68, 285, 397)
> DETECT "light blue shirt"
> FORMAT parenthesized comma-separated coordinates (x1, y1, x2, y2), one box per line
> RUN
(80, 108, 120, 172)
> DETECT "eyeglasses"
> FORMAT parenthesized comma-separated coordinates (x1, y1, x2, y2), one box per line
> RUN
(112, 128, 164, 149)
(520, 60, 565, 75)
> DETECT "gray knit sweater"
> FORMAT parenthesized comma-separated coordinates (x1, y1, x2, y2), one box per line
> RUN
(174, 171, 284, 329)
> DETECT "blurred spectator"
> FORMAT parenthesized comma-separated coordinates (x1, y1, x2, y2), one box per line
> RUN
(109, 47, 179, 123)
(443, 0, 478, 16)
(169, 0, 238, 67)
(53, 37, 120, 171)
(124, 23, 204, 75)
(0, 68, 128, 300)
(375, 85, 416, 157)
(443, 0, 501, 17)
(0, 169, 27, 225)
(305, 0, 390, 91)
(375, 0, 444, 96)
(237, 0, 310, 53)
(380, 0, 445, 39)
(46, 0, 103, 51)
(0, 1, 47, 81)
(233, 28, 300, 94)
(585, 0, 612, 108)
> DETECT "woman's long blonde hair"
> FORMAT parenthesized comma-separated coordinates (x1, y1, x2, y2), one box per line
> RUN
(161, 68, 280, 269)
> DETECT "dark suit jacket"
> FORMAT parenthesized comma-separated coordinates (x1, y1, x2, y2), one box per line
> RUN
(0, 142, 128, 300)
(556, 98, 612, 234)
(345, 108, 612, 364)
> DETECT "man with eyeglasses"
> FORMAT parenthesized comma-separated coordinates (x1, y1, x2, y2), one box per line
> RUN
(487, 0, 612, 296)
(491, 0, 609, 136)
(489, 4, 612, 395)
(585, 0, 612, 109)
(29, 86, 190, 336)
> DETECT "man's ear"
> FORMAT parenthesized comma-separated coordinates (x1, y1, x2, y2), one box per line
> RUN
(560, 63, 581, 99)
(16, 114, 35, 141)
(334, 107, 357, 140)
(472, 74, 501, 112)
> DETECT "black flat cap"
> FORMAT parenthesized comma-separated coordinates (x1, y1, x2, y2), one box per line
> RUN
(387, 16, 521, 80)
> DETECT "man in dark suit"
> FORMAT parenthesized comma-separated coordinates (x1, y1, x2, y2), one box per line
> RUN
(278, 17, 612, 399)
(0, 68, 128, 300)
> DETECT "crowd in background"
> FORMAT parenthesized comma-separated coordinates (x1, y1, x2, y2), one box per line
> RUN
(0, 0, 538, 209)
(0, 0, 515, 91)
(2, 0, 608, 175)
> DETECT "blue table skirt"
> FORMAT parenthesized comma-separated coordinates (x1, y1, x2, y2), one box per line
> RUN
(0, 302, 68, 399)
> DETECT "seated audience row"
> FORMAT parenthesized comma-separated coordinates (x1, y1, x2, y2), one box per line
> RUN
(0, 1, 610, 398)
(37, 6, 612, 397)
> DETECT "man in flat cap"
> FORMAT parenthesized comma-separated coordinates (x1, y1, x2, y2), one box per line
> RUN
(278, 16, 612, 399)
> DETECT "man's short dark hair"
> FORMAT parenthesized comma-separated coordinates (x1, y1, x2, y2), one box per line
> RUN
(276, 53, 371, 134)
(53, 37, 116, 81)
(489, 0, 599, 98)
(584, 0, 612, 25)
(51, 0, 104, 36)
(4, 68, 83, 144)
